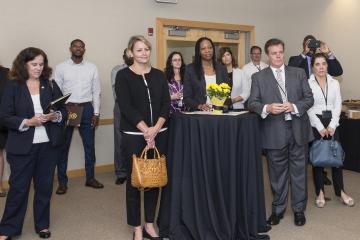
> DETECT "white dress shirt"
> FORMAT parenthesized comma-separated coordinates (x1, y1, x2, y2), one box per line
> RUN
(54, 59, 101, 115)
(242, 61, 268, 107)
(31, 94, 49, 144)
(307, 74, 342, 131)
(242, 61, 268, 82)
(231, 68, 249, 109)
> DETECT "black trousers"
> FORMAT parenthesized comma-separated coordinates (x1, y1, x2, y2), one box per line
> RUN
(122, 130, 168, 227)
(313, 167, 343, 196)
(0, 142, 58, 236)
(266, 123, 307, 214)
(311, 114, 344, 196)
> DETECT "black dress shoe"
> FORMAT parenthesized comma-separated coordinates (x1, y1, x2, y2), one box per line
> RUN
(256, 234, 270, 240)
(260, 224, 272, 233)
(266, 212, 284, 225)
(38, 230, 51, 238)
(143, 228, 162, 240)
(294, 212, 306, 226)
(85, 178, 104, 189)
(55, 185, 67, 195)
(115, 176, 126, 185)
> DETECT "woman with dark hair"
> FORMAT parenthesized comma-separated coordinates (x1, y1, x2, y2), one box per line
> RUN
(165, 51, 186, 113)
(183, 37, 228, 111)
(307, 53, 354, 208)
(0, 65, 9, 197)
(218, 47, 249, 110)
(0, 47, 67, 239)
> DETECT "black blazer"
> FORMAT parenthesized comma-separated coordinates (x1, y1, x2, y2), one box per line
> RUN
(288, 54, 343, 79)
(115, 67, 170, 132)
(0, 79, 67, 154)
(183, 63, 228, 110)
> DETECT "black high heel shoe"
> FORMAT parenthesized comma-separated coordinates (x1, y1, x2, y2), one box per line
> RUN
(142, 228, 162, 240)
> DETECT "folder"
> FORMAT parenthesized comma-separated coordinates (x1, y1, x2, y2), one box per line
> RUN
(44, 93, 71, 114)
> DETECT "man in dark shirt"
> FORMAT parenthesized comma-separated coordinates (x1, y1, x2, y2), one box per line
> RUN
(288, 35, 343, 79)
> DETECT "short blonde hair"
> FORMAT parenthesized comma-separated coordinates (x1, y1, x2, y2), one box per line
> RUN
(127, 35, 152, 52)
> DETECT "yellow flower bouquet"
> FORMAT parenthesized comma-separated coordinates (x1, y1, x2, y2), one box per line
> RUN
(206, 83, 231, 113)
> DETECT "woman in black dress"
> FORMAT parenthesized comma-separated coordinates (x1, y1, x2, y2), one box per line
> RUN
(0, 65, 9, 197)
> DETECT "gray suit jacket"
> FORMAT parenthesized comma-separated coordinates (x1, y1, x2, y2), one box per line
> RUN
(183, 63, 228, 110)
(248, 66, 314, 149)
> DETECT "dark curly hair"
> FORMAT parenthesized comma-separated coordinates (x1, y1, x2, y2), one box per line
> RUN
(217, 47, 238, 68)
(9, 47, 52, 83)
(165, 51, 185, 84)
(194, 37, 217, 81)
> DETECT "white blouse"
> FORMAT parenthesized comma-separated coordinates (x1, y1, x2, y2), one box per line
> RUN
(231, 68, 249, 109)
(307, 74, 342, 132)
(31, 94, 50, 144)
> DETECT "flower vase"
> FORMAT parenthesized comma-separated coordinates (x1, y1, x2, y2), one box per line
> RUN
(210, 97, 226, 114)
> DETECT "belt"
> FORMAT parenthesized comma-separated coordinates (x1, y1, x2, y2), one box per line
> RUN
(66, 102, 91, 106)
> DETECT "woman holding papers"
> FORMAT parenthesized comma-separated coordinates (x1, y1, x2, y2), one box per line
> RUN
(0, 47, 67, 239)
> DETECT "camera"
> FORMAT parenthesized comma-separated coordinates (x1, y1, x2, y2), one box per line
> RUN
(307, 39, 321, 50)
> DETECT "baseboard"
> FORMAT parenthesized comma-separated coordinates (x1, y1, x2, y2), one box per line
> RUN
(1, 164, 115, 189)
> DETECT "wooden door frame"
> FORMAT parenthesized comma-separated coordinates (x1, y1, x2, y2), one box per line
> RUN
(156, 18, 255, 69)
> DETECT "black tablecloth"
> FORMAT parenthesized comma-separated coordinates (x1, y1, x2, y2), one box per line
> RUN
(339, 118, 360, 172)
(158, 112, 267, 240)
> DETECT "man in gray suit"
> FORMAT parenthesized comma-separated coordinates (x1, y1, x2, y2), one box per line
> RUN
(248, 38, 314, 227)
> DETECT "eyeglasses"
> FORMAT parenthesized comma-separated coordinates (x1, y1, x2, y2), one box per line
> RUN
(251, 53, 261, 55)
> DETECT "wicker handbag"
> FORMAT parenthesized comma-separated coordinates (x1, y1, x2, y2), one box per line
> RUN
(131, 147, 168, 189)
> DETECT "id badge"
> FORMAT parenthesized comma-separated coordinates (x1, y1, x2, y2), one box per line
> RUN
(284, 113, 292, 121)
(322, 110, 332, 119)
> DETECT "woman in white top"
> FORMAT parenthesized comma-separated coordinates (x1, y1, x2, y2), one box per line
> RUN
(0, 47, 66, 240)
(218, 47, 249, 110)
(307, 53, 354, 208)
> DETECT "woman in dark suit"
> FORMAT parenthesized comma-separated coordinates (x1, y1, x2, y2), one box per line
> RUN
(115, 35, 170, 240)
(0, 47, 67, 240)
(183, 37, 228, 111)
(0, 65, 9, 197)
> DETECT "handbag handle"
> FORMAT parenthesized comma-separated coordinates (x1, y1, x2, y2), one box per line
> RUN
(139, 146, 161, 160)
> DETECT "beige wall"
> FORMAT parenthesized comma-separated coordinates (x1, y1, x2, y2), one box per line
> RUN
(1, 0, 359, 179)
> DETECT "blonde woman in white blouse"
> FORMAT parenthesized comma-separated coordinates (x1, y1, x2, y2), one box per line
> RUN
(307, 53, 354, 208)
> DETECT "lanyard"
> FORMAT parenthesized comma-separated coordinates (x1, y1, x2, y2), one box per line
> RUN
(314, 76, 328, 109)
(255, 64, 261, 71)
(142, 75, 154, 126)
(275, 81, 287, 100)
